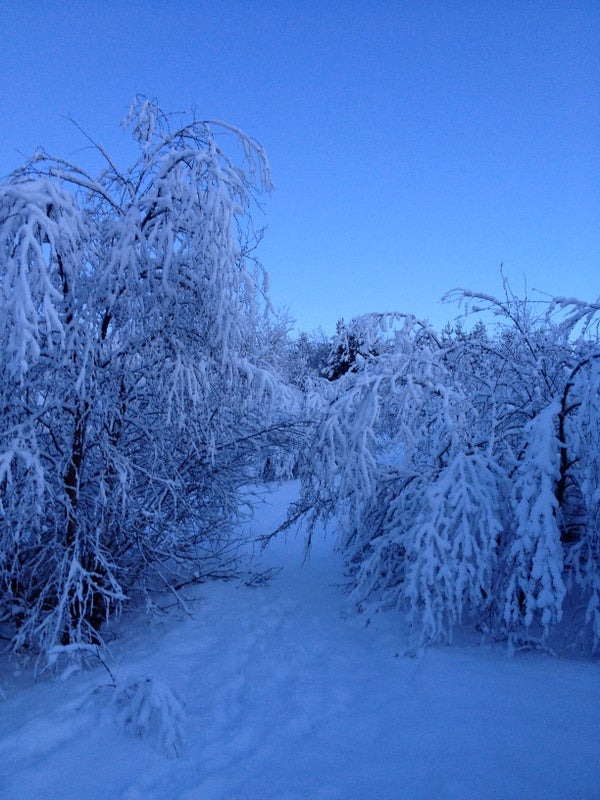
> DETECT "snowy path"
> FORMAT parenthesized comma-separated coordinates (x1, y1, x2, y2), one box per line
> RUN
(1, 483, 599, 799)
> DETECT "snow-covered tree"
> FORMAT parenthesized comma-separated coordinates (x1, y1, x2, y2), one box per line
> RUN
(325, 313, 414, 381)
(567, 359, 600, 648)
(294, 286, 600, 654)
(0, 98, 289, 666)
(502, 401, 566, 643)
(553, 308, 600, 650)
(404, 449, 503, 647)
(287, 314, 441, 549)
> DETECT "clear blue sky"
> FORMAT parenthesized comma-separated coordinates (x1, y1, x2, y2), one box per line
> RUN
(1, 1, 598, 333)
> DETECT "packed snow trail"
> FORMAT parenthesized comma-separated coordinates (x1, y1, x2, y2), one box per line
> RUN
(0, 483, 599, 799)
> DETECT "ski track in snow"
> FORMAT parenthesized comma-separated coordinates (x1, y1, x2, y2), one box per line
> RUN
(1, 482, 599, 800)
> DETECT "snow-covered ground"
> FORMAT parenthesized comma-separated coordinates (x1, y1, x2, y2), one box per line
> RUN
(1, 483, 599, 800)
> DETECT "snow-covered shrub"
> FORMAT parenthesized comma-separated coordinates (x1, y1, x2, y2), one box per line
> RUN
(114, 677, 186, 758)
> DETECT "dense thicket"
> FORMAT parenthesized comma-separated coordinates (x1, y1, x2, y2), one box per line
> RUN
(2, 101, 597, 668)
(0, 99, 299, 667)
(295, 288, 600, 654)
